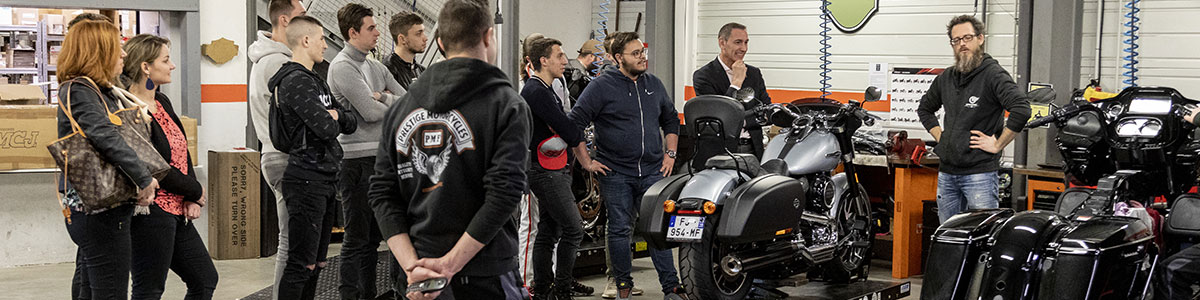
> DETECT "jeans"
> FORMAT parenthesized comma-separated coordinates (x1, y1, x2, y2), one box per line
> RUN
(130, 204, 219, 300)
(262, 152, 289, 300)
(936, 171, 1000, 222)
(403, 270, 530, 300)
(600, 172, 680, 293)
(1156, 243, 1200, 300)
(67, 204, 135, 300)
(339, 157, 400, 300)
(529, 166, 585, 289)
(279, 179, 338, 300)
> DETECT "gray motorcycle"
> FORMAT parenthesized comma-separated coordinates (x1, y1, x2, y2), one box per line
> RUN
(637, 87, 883, 299)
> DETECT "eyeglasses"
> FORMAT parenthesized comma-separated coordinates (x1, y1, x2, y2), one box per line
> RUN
(621, 49, 646, 58)
(950, 34, 979, 45)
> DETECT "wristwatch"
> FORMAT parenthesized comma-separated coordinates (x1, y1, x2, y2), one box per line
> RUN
(666, 149, 677, 158)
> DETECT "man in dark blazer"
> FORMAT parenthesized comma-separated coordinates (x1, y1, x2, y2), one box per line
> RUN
(692, 22, 772, 158)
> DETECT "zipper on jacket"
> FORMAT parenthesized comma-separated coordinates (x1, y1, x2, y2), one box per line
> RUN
(636, 79, 645, 176)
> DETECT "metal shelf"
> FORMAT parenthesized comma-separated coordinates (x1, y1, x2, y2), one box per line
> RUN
(0, 25, 37, 32)
(0, 67, 37, 75)
(46, 35, 63, 42)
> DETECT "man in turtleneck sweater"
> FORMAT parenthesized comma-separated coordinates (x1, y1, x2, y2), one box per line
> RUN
(327, 3, 407, 300)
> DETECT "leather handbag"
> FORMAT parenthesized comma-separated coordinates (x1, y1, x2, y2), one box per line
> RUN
(47, 77, 169, 213)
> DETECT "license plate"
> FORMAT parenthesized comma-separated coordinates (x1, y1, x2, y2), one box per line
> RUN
(667, 215, 704, 242)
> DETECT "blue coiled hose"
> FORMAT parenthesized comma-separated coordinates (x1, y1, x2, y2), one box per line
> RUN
(1122, 0, 1140, 88)
(591, 0, 611, 77)
(819, 0, 833, 99)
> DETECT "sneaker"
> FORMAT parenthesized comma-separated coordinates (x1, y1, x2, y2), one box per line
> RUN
(601, 277, 643, 299)
(601, 278, 617, 299)
(664, 286, 689, 300)
(531, 283, 554, 300)
(553, 285, 576, 300)
(570, 280, 594, 296)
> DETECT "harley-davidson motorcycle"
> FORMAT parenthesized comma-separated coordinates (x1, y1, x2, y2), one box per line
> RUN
(923, 86, 1200, 300)
(636, 87, 882, 299)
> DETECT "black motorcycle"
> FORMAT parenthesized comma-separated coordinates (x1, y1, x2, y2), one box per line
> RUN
(924, 86, 1200, 300)
(636, 88, 881, 299)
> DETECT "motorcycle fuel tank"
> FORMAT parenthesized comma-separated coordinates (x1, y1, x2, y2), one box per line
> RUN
(763, 130, 841, 176)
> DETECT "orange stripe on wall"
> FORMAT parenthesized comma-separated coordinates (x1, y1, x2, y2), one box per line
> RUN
(683, 86, 890, 112)
(201, 84, 248, 103)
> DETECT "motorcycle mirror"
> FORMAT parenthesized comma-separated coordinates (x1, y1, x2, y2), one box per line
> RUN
(864, 86, 882, 102)
(1029, 87, 1056, 104)
(735, 87, 757, 103)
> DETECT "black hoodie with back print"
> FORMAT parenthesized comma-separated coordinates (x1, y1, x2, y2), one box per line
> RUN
(369, 57, 531, 277)
(917, 53, 1031, 175)
(267, 61, 358, 181)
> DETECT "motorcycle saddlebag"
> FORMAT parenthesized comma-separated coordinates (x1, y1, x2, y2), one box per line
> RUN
(714, 174, 807, 244)
(977, 211, 1069, 300)
(1037, 216, 1156, 300)
(921, 209, 1014, 300)
(636, 174, 692, 250)
(1167, 193, 1200, 239)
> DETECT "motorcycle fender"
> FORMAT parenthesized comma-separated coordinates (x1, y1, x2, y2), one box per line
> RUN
(635, 174, 693, 250)
(714, 174, 808, 244)
(922, 209, 1014, 300)
(978, 211, 1069, 300)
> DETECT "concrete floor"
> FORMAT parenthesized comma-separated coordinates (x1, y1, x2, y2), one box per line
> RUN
(0, 243, 921, 299)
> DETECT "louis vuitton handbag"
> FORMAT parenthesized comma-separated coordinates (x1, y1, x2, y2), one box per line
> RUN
(48, 77, 170, 213)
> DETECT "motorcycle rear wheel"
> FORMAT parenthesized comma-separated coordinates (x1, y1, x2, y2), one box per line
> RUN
(680, 217, 753, 300)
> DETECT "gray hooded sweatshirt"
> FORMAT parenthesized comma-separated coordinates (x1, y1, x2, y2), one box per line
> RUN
(328, 45, 407, 159)
(248, 31, 292, 154)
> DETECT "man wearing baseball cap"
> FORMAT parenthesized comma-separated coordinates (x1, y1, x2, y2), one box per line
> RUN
(522, 36, 593, 300)
(564, 39, 605, 103)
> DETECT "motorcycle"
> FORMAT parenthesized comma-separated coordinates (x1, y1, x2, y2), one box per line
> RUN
(636, 87, 882, 299)
(923, 86, 1200, 300)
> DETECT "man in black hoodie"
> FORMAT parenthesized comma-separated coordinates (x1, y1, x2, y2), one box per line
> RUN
(267, 16, 358, 300)
(917, 15, 1031, 222)
(368, 1, 530, 299)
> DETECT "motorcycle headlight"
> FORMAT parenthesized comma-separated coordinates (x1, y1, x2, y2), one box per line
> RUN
(1115, 118, 1163, 138)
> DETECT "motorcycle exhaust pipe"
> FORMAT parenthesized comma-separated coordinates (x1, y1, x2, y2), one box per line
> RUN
(721, 240, 803, 277)
(721, 240, 838, 277)
(802, 211, 832, 225)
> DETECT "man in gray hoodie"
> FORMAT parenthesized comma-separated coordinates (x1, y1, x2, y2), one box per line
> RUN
(247, 1, 305, 299)
(328, 4, 407, 300)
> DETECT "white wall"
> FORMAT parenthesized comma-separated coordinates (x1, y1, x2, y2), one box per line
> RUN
(520, 0, 596, 60)
(678, 0, 1020, 96)
(1079, 0, 1200, 97)
(592, 0, 647, 38)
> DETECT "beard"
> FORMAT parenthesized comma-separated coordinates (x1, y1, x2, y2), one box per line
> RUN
(954, 46, 984, 73)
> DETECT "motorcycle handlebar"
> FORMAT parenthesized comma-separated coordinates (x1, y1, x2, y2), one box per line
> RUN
(1025, 103, 1085, 130)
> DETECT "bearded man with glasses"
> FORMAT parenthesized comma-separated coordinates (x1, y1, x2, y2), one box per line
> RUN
(916, 15, 1032, 222)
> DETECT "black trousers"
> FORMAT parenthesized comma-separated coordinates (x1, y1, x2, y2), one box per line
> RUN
(339, 157, 400, 300)
(1157, 243, 1200, 300)
(279, 179, 338, 300)
(130, 204, 219, 300)
(67, 204, 134, 300)
(528, 166, 584, 289)
(403, 270, 530, 300)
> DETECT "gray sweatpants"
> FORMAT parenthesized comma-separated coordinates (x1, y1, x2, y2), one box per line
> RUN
(262, 152, 289, 300)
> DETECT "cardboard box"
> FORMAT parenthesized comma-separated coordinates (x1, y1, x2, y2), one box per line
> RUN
(0, 84, 46, 105)
(179, 116, 198, 166)
(44, 14, 64, 35)
(0, 105, 58, 170)
(207, 149, 262, 260)
(13, 8, 37, 26)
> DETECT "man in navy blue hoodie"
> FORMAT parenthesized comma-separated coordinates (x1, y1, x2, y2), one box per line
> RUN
(267, 16, 358, 300)
(569, 31, 686, 300)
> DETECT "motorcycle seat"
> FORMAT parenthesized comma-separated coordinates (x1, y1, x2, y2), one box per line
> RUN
(705, 154, 764, 177)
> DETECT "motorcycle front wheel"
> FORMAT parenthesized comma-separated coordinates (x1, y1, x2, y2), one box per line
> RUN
(679, 217, 754, 300)
(816, 184, 874, 283)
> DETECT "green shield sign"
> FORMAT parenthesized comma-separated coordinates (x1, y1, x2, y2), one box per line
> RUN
(825, 0, 879, 33)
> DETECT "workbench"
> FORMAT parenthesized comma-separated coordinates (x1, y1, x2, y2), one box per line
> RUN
(852, 154, 940, 279)
(1014, 167, 1066, 211)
